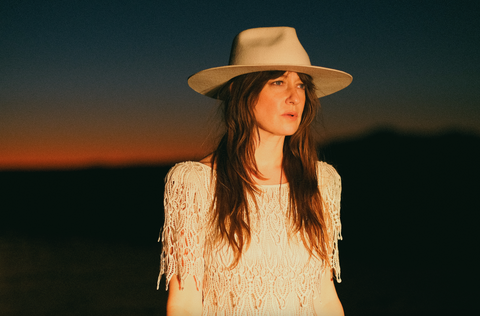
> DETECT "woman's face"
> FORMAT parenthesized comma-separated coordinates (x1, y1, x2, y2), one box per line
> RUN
(254, 71, 306, 138)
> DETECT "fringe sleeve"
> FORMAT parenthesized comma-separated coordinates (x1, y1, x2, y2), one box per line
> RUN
(318, 162, 343, 283)
(157, 162, 210, 291)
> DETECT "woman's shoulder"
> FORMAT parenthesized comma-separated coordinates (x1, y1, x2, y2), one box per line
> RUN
(165, 161, 213, 186)
(316, 161, 341, 184)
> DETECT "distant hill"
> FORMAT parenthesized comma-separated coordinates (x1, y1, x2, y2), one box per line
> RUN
(1, 129, 478, 242)
(0, 165, 172, 244)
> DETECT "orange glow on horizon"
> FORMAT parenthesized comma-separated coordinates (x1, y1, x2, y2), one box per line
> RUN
(0, 142, 208, 170)
(0, 109, 214, 170)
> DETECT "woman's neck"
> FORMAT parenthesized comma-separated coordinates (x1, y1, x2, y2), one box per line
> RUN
(254, 134, 286, 185)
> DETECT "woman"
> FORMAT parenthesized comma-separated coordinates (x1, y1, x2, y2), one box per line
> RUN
(158, 27, 352, 315)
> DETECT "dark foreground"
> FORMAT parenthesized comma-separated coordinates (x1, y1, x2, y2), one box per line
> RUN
(1, 129, 479, 316)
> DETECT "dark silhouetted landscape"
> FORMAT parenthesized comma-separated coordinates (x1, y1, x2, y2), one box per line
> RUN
(1, 129, 479, 315)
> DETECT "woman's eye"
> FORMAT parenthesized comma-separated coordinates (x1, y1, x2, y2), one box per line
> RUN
(298, 83, 305, 89)
(272, 80, 283, 85)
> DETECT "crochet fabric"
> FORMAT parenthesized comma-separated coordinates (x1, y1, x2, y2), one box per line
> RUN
(158, 161, 342, 315)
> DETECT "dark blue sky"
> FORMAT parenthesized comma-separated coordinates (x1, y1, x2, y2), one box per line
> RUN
(1, 0, 479, 168)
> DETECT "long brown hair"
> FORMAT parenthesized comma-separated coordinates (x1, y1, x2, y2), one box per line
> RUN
(210, 71, 330, 267)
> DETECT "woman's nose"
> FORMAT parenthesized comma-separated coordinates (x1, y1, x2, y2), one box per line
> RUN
(286, 85, 300, 105)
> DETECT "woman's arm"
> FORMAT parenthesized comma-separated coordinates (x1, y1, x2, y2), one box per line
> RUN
(167, 275, 203, 316)
(159, 163, 208, 316)
(314, 162, 344, 315)
(313, 269, 344, 316)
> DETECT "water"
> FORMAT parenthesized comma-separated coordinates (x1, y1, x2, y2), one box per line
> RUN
(0, 236, 168, 316)
(1, 234, 476, 316)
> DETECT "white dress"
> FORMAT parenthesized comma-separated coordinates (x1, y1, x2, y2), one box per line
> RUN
(158, 161, 342, 315)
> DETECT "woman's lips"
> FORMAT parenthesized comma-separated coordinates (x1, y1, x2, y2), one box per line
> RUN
(282, 112, 298, 119)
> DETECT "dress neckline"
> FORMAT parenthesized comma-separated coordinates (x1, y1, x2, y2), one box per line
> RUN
(187, 161, 289, 188)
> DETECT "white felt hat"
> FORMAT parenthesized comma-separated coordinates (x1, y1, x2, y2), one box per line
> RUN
(188, 27, 352, 99)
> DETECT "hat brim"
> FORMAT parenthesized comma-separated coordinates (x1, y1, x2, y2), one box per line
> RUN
(188, 64, 353, 99)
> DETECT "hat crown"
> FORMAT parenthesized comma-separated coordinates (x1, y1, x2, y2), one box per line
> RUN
(187, 26, 352, 99)
(228, 27, 312, 66)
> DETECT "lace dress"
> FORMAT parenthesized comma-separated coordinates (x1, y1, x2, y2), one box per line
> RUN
(158, 161, 342, 315)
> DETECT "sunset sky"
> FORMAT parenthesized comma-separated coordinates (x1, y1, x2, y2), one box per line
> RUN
(1, 0, 479, 169)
